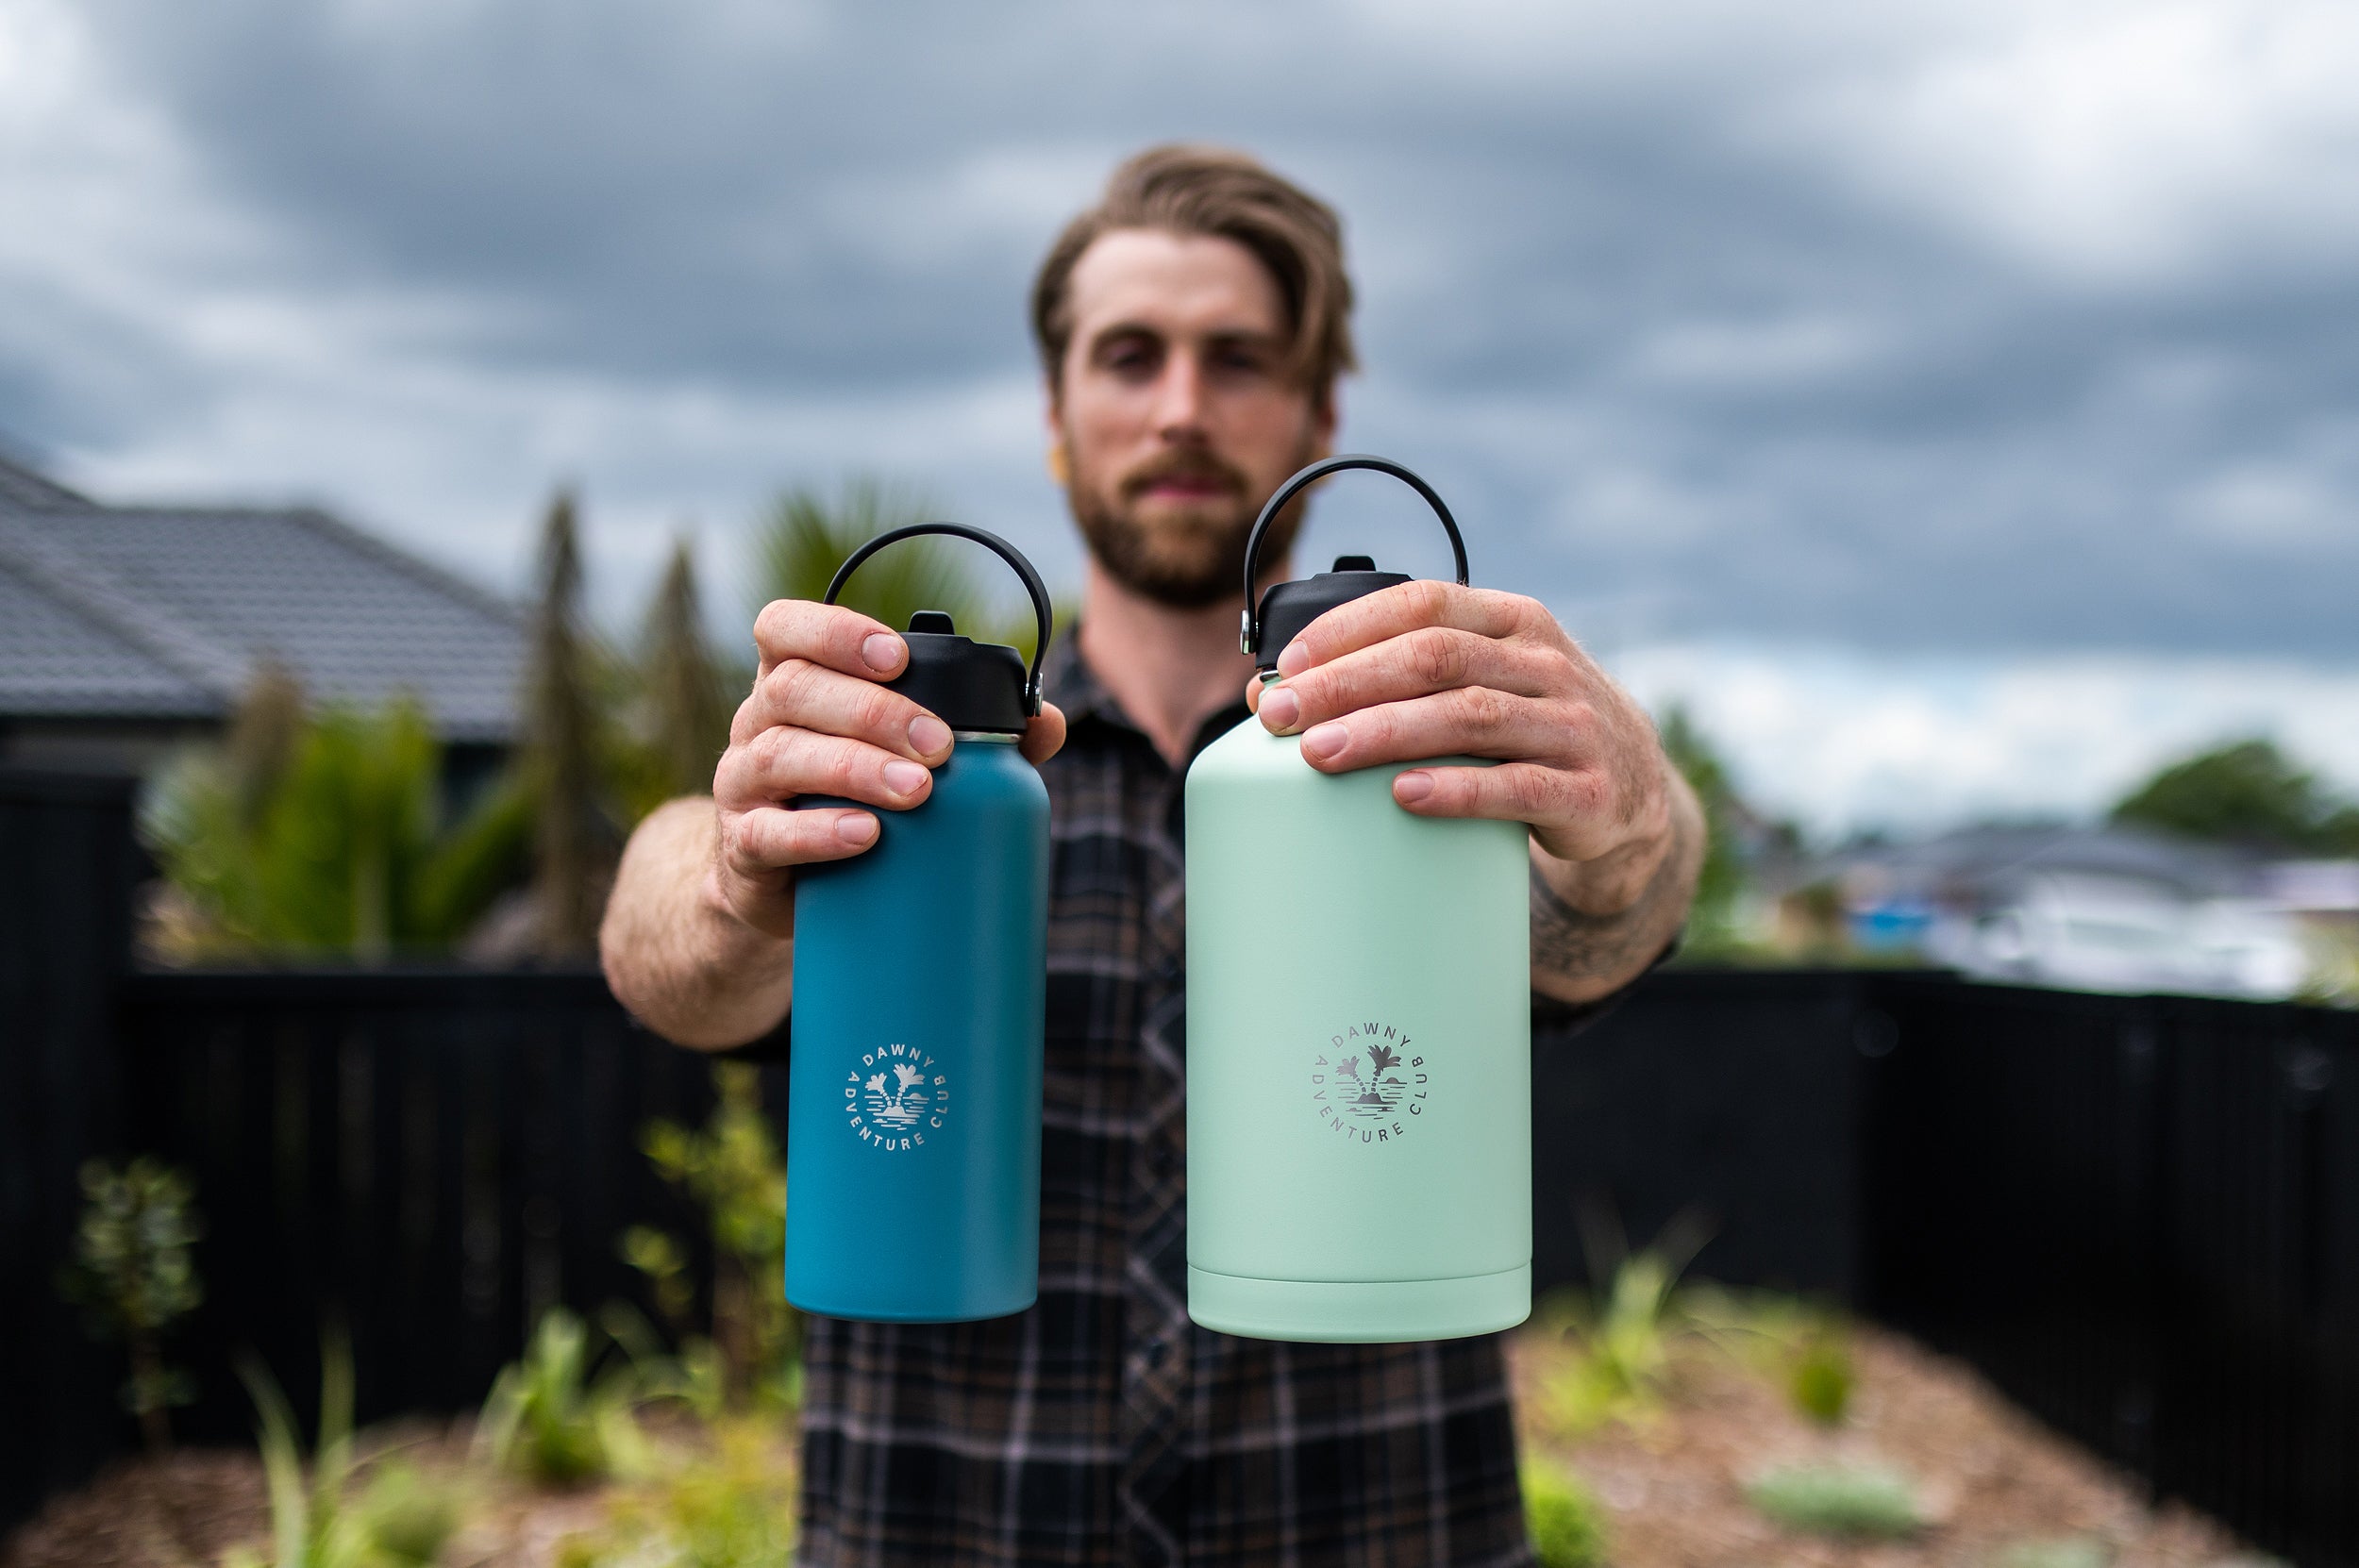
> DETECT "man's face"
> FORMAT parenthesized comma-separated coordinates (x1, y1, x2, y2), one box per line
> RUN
(1049, 228, 1334, 607)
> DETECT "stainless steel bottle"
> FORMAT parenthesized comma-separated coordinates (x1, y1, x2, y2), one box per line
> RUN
(1185, 456, 1531, 1343)
(784, 524, 1053, 1322)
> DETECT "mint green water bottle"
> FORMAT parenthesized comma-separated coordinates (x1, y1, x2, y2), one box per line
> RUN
(1185, 455, 1531, 1343)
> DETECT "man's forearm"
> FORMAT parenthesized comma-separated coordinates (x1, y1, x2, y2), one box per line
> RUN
(599, 797, 796, 1049)
(1527, 771, 1704, 1005)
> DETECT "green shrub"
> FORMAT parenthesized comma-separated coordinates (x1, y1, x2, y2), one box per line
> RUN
(562, 1418, 795, 1568)
(1788, 1332, 1856, 1426)
(227, 1333, 460, 1568)
(1522, 1462, 1607, 1568)
(627, 1064, 798, 1414)
(55, 1157, 205, 1450)
(478, 1307, 644, 1488)
(1747, 1462, 1922, 1539)
(1991, 1537, 2113, 1568)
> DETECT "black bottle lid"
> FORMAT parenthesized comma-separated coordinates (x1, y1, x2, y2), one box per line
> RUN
(887, 610, 1030, 734)
(1252, 557, 1413, 668)
(1239, 455, 1469, 671)
(822, 524, 1053, 733)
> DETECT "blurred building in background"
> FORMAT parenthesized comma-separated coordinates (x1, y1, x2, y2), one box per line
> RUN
(1828, 825, 2355, 1001)
(0, 452, 524, 781)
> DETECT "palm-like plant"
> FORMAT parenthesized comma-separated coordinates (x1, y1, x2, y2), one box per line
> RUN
(144, 676, 530, 962)
(752, 478, 1055, 658)
(1362, 1043, 1400, 1104)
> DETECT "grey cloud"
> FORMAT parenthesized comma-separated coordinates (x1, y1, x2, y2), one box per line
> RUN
(10, 0, 2359, 658)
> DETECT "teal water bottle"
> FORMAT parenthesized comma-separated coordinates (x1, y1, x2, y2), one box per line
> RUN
(784, 524, 1052, 1322)
(1185, 456, 1531, 1343)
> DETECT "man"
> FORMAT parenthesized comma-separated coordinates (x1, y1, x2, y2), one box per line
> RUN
(602, 145, 1703, 1565)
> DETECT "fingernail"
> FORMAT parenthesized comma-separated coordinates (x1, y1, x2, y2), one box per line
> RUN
(1276, 641, 1311, 678)
(1395, 770, 1434, 804)
(909, 714, 952, 756)
(883, 759, 929, 797)
(1299, 722, 1347, 764)
(836, 813, 878, 845)
(862, 633, 903, 674)
(1259, 685, 1301, 733)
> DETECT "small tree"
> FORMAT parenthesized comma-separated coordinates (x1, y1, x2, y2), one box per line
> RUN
(1362, 1043, 1399, 1104)
(611, 536, 736, 821)
(2113, 737, 2359, 854)
(622, 1065, 797, 1411)
(520, 490, 621, 956)
(1660, 706, 1748, 951)
(57, 1158, 205, 1451)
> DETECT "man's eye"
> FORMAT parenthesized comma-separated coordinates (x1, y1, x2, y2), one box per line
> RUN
(1212, 345, 1273, 376)
(1101, 342, 1160, 376)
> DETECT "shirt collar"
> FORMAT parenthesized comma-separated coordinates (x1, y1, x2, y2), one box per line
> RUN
(1039, 626, 1254, 766)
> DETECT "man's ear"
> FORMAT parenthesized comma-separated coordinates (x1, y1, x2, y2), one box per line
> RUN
(1043, 378, 1070, 487)
(1310, 381, 1340, 458)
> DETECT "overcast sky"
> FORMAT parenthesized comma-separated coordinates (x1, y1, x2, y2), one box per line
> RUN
(4, 0, 2356, 828)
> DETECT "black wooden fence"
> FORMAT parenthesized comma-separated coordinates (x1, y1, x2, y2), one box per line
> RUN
(8, 769, 2359, 1563)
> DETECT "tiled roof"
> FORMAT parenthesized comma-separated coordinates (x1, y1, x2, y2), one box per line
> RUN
(0, 453, 94, 511)
(0, 458, 526, 742)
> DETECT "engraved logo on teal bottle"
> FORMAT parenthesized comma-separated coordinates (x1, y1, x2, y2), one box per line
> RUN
(844, 1043, 950, 1151)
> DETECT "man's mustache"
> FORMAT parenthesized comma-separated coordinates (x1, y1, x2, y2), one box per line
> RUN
(1120, 454, 1248, 499)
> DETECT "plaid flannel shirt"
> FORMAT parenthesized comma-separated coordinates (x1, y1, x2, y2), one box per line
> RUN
(791, 636, 1539, 1567)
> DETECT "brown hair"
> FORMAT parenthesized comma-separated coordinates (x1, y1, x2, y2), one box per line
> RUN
(1030, 144, 1357, 410)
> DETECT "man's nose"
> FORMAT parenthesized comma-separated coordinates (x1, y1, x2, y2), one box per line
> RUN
(1152, 350, 1210, 437)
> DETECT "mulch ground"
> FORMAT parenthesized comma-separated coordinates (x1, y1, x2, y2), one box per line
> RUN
(8, 1326, 2267, 1568)
(1509, 1323, 2260, 1568)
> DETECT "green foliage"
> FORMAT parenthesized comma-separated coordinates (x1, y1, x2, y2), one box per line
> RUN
(1681, 1284, 1856, 1426)
(56, 1157, 204, 1449)
(611, 537, 737, 821)
(753, 477, 1060, 657)
(228, 1333, 461, 1568)
(478, 1308, 644, 1489)
(1788, 1331, 1856, 1425)
(347, 1461, 463, 1568)
(1532, 1210, 1709, 1436)
(627, 1065, 799, 1413)
(1747, 1462, 1922, 1539)
(561, 1418, 795, 1568)
(2112, 736, 2359, 854)
(521, 491, 624, 956)
(1991, 1537, 2114, 1568)
(1521, 1462, 1608, 1568)
(1660, 705, 1748, 949)
(143, 676, 529, 962)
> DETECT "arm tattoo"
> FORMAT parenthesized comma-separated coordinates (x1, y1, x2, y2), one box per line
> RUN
(1528, 803, 1700, 995)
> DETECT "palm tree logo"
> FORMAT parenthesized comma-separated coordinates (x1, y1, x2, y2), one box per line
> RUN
(865, 1060, 929, 1127)
(1332, 1043, 1403, 1122)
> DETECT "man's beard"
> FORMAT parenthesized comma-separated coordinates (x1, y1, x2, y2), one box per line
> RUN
(1067, 444, 1316, 609)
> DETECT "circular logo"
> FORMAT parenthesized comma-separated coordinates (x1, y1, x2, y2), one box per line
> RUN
(844, 1043, 948, 1152)
(1311, 1021, 1430, 1144)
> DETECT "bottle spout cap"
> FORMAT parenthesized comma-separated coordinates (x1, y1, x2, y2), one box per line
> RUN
(1238, 456, 1469, 670)
(821, 525, 1056, 732)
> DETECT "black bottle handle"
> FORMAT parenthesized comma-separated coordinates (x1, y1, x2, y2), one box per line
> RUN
(824, 523, 1054, 716)
(1238, 454, 1469, 656)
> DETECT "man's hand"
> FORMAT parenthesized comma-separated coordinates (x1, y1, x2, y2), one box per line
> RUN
(1246, 580, 1699, 1001)
(710, 600, 1067, 939)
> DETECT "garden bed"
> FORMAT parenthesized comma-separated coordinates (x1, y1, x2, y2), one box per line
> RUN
(7, 1320, 2260, 1568)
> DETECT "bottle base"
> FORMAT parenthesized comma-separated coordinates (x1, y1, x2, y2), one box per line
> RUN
(1186, 1262, 1531, 1343)
(785, 1287, 1037, 1325)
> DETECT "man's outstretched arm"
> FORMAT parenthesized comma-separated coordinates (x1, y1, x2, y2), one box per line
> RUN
(600, 796, 796, 1050)
(599, 596, 1067, 1049)
(1244, 578, 1702, 1007)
